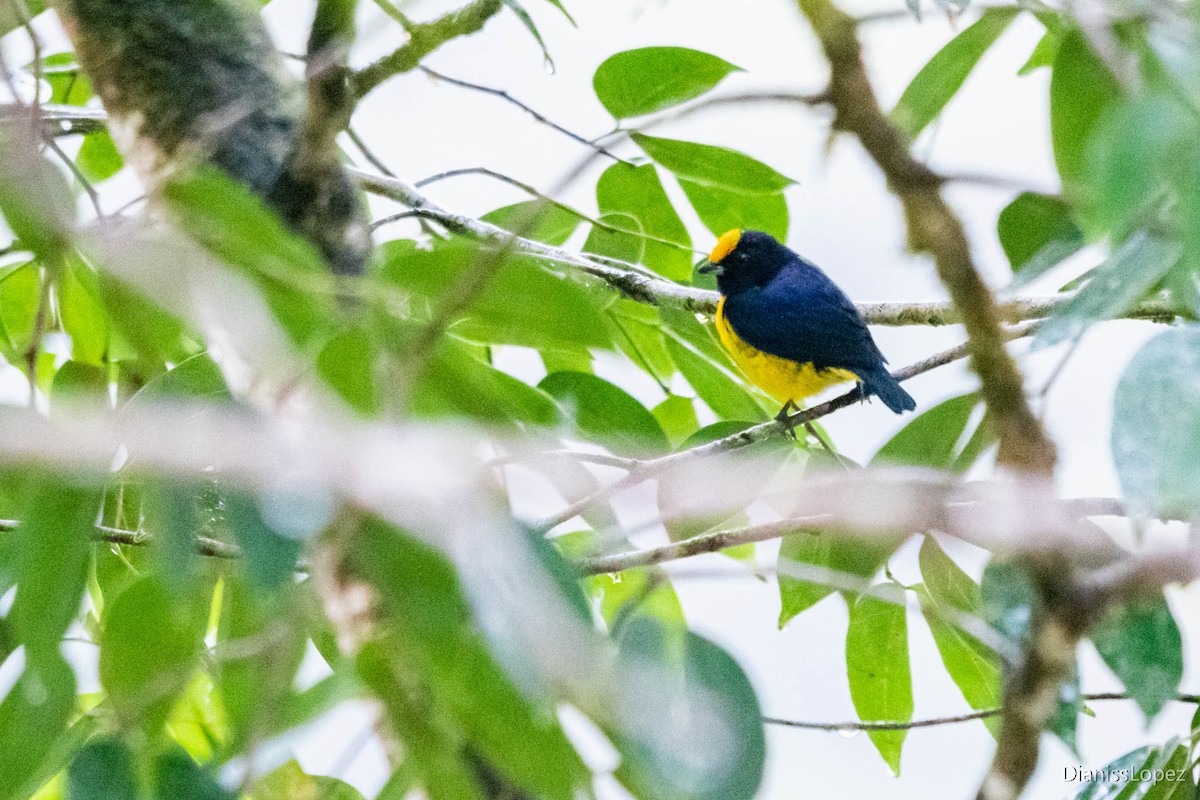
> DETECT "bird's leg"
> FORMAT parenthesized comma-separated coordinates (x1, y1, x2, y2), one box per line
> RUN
(775, 400, 798, 439)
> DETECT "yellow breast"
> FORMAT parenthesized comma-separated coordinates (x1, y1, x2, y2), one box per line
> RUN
(714, 297, 859, 405)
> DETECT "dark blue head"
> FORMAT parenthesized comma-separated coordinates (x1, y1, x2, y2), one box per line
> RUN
(699, 229, 794, 296)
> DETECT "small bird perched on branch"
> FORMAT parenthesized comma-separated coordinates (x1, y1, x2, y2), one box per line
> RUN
(699, 229, 916, 425)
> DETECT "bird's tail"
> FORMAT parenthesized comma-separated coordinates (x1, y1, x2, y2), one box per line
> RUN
(861, 366, 916, 414)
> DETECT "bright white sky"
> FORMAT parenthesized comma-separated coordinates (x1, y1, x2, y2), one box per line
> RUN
(4, 1, 1197, 798)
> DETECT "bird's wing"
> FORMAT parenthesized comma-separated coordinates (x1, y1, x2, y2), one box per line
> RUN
(721, 263, 887, 374)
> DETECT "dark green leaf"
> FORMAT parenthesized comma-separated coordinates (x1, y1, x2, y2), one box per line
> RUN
(413, 337, 561, 426)
(1035, 231, 1180, 348)
(997, 193, 1084, 285)
(846, 586, 912, 774)
(68, 737, 140, 800)
(593, 47, 742, 119)
(594, 162, 692, 280)
(891, 8, 1021, 139)
(1051, 29, 1121, 187)
(1071, 745, 1156, 800)
(1112, 326, 1200, 518)
(1092, 594, 1183, 721)
(679, 179, 788, 242)
(631, 133, 795, 195)
(0, 652, 76, 800)
(155, 749, 236, 800)
(539, 371, 668, 456)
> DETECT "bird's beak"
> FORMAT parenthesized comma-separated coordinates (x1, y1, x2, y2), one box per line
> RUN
(697, 260, 722, 275)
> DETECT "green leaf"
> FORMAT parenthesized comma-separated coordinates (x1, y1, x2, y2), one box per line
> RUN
(8, 482, 97, 657)
(380, 239, 611, 349)
(652, 394, 699, 447)
(664, 334, 765, 421)
(501, 0, 554, 71)
(50, 361, 107, 409)
(918, 539, 1001, 734)
(1071, 746, 1156, 800)
(59, 259, 109, 366)
(40, 53, 92, 106)
(593, 47, 742, 119)
(679, 179, 788, 242)
(997, 193, 1084, 285)
(593, 565, 686, 633)
(612, 618, 764, 800)
(99, 576, 207, 732)
(1019, 27, 1060, 76)
(318, 326, 378, 415)
(480, 200, 582, 246)
(871, 392, 980, 470)
(981, 559, 1037, 643)
(1112, 326, 1200, 518)
(254, 760, 366, 800)
(1142, 743, 1195, 800)
(778, 481, 901, 626)
(0, 131, 74, 262)
(891, 8, 1021, 139)
(76, 131, 124, 183)
(67, 738, 139, 800)
(1050, 28, 1121, 187)
(631, 133, 795, 195)
(539, 371, 668, 456)
(0, 1, 44, 36)
(1091, 594, 1183, 721)
(846, 586, 912, 775)
(1035, 231, 1180, 348)
(155, 749, 236, 800)
(584, 212, 645, 264)
(594, 162, 692, 281)
(0, 262, 40, 356)
(0, 652, 76, 800)
(349, 519, 589, 800)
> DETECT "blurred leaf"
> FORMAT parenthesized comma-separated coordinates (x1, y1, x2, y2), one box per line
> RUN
(679, 179, 788, 242)
(254, 759, 366, 800)
(154, 748, 235, 800)
(981, 559, 1036, 643)
(652, 394, 699, 447)
(98, 273, 197, 367)
(1019, 26, 1060, 75)
(594, 567, 686, 633)
(76, 131, 124, 183)
(593, 47, 741, 119)
(413, 337, 561, 427)
(608, 300, 674, 383)
(8, 482, 97, 657)
(664, 335, 765, 421)
(481, 200, 582, 246)
(217, 578, 307, 753)
(0, 261, 40, 355)
(872, 392, 980, 470)
(1112, 326, 1200, 518)
(50, 361, 106, 409)
(0, 1, 44, 36)
(1091, 594, 1183, 721)
(1035, 231, 1179, 348)
(99, 576, 207, 732)
(318, 326, 378, 415)
(0, 652, 76, 800)
(166, 672, 228, 762)
(380, 239, 611, 349)
(60, 258, 109, 366)
(1050, 28, 1121, 187)
(891, 8, 1020, 139)
(41, 53, 92, 106)
(613, 618, 764, 800)
(349, 519, 589, 800)
(846, 586, 912, 775)
(540, 371, 668, 456)
(67, 737, 139, 800)
(595, 162, 692, 281)
(1143, 742, 1195, 800)
(631, 133, 795, 195)
(0, 130, 74, 262)
(998, 193, 1084, 286)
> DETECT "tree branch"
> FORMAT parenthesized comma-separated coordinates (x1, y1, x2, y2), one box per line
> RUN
(796, 0, 1057, 475)
(351, 0, 504, 98)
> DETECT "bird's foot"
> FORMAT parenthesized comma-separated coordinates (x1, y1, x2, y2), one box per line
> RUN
(775, 401, 799, 440)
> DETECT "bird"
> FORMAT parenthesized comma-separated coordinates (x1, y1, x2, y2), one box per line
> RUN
(698, 229, 916, 426)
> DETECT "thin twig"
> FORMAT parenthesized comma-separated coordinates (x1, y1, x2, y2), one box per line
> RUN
(419, 65, 631, 163)
(346, 125, 397, 177)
